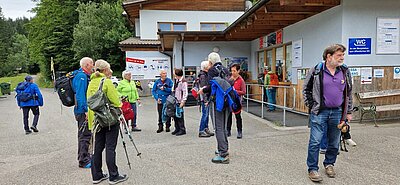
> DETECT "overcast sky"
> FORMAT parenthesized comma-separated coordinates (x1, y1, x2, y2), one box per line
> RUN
(0, 0, 36, 19)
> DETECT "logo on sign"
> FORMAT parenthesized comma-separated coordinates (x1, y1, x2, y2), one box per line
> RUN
(395, 67, 400, 74)
(126, 57, 145, 64)
(353, 39, 366, 47)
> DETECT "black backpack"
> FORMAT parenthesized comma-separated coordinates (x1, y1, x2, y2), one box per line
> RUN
(165, 95, 177, 117)
(55, 72, 75, 107)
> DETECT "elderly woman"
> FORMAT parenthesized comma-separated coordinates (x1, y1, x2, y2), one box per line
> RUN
(198, 61, 214, 138)
(87, 60, 128, 184)
(117, 70, 141, 132)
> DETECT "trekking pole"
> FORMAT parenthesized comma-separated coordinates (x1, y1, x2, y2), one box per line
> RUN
(118, 124, 132, 169)
(119, 115, 142, 158)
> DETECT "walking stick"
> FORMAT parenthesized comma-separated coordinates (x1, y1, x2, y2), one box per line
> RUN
(118, 124, 132, 169)
(119, 115, 142, 158)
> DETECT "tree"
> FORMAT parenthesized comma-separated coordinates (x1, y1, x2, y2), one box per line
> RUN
(7, 34, 30, 73)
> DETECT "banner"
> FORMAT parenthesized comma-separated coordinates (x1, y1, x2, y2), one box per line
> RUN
(126, 57, 171, 80)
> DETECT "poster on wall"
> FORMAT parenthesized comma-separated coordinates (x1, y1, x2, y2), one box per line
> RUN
(394, 67, 400, 79)
(373, 69, 384, 78)
(292, 39, 302, 67)
(223, 57, 249, 71)
(360, 67, 373, 84)
(125, 57, 171, 80)
(376, 18, 400, 54)
(349, 68, 361, 76)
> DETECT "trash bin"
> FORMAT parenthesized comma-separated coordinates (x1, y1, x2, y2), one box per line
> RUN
(0, 82, 11, 95)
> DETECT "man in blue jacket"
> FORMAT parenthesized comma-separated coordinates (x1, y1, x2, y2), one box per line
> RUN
(72, 57, 94, 168)
(16, 75, 44, 135)
(152, 70, 173, 133)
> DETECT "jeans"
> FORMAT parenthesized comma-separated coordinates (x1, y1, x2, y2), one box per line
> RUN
(267, 88, 277, 110)
(22, 106, 40, 131)
(307, 108, 342, 172)
(199, 102, 210, 132)
(320, 125, 328, 150)
(130, 103, 137, 127)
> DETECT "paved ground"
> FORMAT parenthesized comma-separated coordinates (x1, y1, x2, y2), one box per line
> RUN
(0, 89, 399, 185)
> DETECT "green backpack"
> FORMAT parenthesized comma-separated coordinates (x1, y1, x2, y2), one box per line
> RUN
(87, 78, 121, 131)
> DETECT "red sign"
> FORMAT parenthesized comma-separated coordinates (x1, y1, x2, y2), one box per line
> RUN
(259, 37, 264, 49)
(126, 57, 145, 64)
(276, 29, 283, 44)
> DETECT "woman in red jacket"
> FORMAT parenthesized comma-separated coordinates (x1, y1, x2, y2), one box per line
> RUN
(227, 64, 246, 139)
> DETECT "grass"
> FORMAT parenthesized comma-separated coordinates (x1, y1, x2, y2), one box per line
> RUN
(36, 73, 54, 88)
(0, 73, 28, 95)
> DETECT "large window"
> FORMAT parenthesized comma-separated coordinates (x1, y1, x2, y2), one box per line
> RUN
(158, 22, 187, 31)
(258, 43, 293, 83)
(200, 23, 227, 31)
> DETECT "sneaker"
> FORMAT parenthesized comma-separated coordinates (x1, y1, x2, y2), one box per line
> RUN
(214, 150, 219, 155)
(25, 130, 32, 135)
(211, 155, 229, 164)
(93, 173, 108, 184)
(79, 162, 91, 169)
(320, 149, 327, 154)
(227, 130, 231, 137)
(237, 131, 242, 139)
(171, 129, 179, 135)
(325, 165, 336, 178)
(109, 174, 128, 185)
(205, 128, 214, 136)
(198, 131, 211, 138)
(175, 130, 186, 136)
(345, 139, 357, 146)
(156, 127, 163, 133)
(131, 127, 141, 132)
(30, 127, 39, 132)
(308, 170, 323, 182)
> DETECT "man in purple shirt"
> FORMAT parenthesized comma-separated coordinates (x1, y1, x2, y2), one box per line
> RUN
(303, 44, 353, 182)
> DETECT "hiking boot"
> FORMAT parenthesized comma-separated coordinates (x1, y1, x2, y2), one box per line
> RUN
(156, 126, 163, 133)
(25, 130, 32, 135)
(109, 174, 128, 185)
(175, 130, 186, 136)
(171, 129, 179, 135)
(237, 131, 242, 139)
(227, 130, 231, 137)
(205, 128, 215, 136)
(93, 173, 108, 184)
(199, 131, 211, 138)
(308, 170, 323, 182)
(345, 139, 357, 146)
(325, 165, 336, 178)
(30, 127, 39, 132)
(165, 127, 170, 132)
(211, 155, 229, 164)
(131, 127, 141, 132)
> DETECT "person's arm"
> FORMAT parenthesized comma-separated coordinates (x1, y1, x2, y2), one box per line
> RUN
(236, 79, 246, 96)
(73, 73, 88, 112)
(164, 79, 173, 93)
(132, 81, 140, 101)
(104, 79, 122, 108)
(152, 81, 158, 101)
(302, 69, 315, 108)
(346, 70, 353, 117)
(34, 84, 44, 106)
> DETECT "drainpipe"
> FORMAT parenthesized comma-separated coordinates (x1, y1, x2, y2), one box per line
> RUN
(181, 33, 185, 71)
(158, 46, 173, 78)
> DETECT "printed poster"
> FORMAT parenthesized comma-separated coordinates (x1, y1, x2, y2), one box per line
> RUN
(376, 18, 400, 54)
(360, 67, 372, 84)
(125, 56, 171, 80)
(292, 39, 302, 67)
(373, 69, 384, 78)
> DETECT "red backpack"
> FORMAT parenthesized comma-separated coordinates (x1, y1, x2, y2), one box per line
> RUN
(121, 101, 134, 121)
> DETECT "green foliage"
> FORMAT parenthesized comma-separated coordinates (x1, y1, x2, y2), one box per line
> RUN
(7, 34, 30, 73)
(0, 73, 28, 91)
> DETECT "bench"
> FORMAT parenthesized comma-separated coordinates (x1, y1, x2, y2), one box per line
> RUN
(355, 89, 400, 127)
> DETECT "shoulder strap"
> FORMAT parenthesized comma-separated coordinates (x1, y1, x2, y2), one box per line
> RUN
(98, 78, 105, 92)
(313, 62, 324, 76)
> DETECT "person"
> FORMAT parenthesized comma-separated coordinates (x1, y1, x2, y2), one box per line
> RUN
(264, 69, 279, 111)
(152, 70, 173, 133)
(117, 70, 141, 132)
(16, 75, 44, 134)
(171, 68, 188, 136)
(87, 60, 128, 184)
(227, 64, 246, 139)
(198, 52, 232, 164)
(198, 61, 214, 137)
(303, 44, 353, 182)
(71, 57, 94, 168)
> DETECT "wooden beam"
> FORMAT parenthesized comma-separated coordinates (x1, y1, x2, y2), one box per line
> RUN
(279, 0, 340, 6)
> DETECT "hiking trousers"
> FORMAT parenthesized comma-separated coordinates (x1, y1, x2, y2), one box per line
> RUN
(157, 103, 171, 127)
(75, 113, 92, 167)
(211, 101, 230, 157)
(22, 106, 39, 131)
(227, 112, 242, 132)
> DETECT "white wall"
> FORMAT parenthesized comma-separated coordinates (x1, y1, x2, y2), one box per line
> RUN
(139, 10, 243, 40)
(173, 41, 251, 68)
(342, 0, 400, 66)
(250, 39, 259, 80)
(135, 18, 140, 37)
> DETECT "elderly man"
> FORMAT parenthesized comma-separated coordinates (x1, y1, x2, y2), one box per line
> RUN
(152, 70, 173, 133)
(303, 44, 353, 182)
(72, 57, 94, 169)
(117, 70, 141, 132)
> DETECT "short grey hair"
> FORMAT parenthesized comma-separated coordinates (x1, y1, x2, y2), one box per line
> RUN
(80, 57, 93, 67)
(201, 61, 210, 70)
(159, 69, 167, 74)
(122, 70, 131, 77)
(208, 52, 221, 64)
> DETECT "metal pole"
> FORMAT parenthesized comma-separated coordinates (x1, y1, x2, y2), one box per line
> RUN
(246, 84, 249, 112)
(283, 88, 287, 127)
(261, 85, 264, 119)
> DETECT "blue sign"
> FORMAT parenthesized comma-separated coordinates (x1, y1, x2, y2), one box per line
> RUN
(348, 38, 371, 55)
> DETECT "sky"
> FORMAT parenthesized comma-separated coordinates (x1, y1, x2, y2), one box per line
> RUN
(0, 0, 37, 20)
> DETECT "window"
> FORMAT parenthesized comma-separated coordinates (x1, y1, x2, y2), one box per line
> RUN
(158, 22, 187, 31)
(200, 23, 227, 31)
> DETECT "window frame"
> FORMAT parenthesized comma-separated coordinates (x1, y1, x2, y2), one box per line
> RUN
(158, 22, 187, 31)
(200, 22, 228, 31)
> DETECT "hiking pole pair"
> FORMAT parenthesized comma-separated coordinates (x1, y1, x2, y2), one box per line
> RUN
(119, 115, 142, 158)
(118, 124, 132, 169)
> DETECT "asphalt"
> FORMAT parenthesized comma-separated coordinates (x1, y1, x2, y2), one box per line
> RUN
(0, 89, 399, 185)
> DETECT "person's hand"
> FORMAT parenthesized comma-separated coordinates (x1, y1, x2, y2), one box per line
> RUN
(160, 86, 165, 90)
(180, 102, 185, 108)
(85, 112, 88, 121)
(346, 114, 352, 122)
(198, 88, 204, 95)
(204, 102, 208, 106)
(157, 99, 162, 104)
(137, 99, 141, 104)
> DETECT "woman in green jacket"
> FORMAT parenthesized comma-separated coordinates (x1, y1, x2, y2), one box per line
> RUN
(117, 70, 141, 132)
(87, 60, 128, 184)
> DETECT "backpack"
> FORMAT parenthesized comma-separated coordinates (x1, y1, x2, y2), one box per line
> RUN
(121, 101, 134, 121)
(87, 78, 121, 131)
(55, 72, 75, 107)
(16, 82, 34, 102)
(165, 95, 177, 117)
